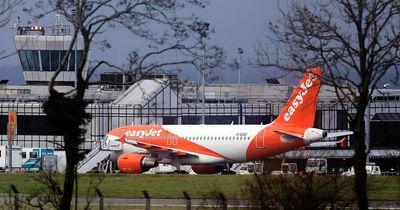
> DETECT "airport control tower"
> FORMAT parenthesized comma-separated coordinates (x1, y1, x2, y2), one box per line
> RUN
(14, 22, 87, 87)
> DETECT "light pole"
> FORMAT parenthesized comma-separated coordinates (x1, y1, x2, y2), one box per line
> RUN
(199, 22, 209, 125)
(237, 48, 243, 85)
(202, 41, 206, 124)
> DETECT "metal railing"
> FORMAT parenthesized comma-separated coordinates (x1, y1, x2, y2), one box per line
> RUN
(0, 100, 399, 150)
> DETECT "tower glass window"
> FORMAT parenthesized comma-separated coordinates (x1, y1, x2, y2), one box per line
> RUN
(68, 51, 75, 71)
(60, 50, 68, 71)
(76, 50, 83, 68)
(25, 50, 35, 70)
(40, 50, 50, 71)
(32, 50, 40, 71)
(50, 50, 60, 71)
(18, 50, 29, 71)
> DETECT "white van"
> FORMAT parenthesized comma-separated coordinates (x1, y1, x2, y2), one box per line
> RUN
(0, 145, 22, 171)
(341, 163, 381, 176)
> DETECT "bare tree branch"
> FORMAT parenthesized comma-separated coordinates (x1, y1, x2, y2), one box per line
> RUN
(254, 1, 400, 209)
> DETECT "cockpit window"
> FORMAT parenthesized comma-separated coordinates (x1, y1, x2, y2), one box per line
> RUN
(104, 135, 120, 143)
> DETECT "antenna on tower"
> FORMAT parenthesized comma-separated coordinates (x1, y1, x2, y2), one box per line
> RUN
(12, 16, 21, 34)
(55, 13, 61, 26)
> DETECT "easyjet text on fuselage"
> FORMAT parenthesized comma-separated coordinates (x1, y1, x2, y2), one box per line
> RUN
(125, 129, 162, 139)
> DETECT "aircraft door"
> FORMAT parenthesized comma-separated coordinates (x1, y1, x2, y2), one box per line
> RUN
(256, 129, 265, 149)
(167, 135, 178, 146)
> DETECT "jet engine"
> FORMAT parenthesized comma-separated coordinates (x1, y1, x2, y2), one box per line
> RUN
(303, 128, 327, 144)
(117, 154, 158, 173)
(191, 164, 226, 174)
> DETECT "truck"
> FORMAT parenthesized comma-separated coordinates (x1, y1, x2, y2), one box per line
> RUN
(235, 161, 264, 175)
(21, 148, 57, 172)
(305, 158, 328, 174)
(0, 145, 22, 172)
(271, 163, 298, 175)
(341, 163, 381, 176)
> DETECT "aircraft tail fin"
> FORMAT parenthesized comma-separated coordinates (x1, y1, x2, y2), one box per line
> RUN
(272, 68, 323, 128)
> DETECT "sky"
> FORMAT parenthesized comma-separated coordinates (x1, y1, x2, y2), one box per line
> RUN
(1, 1, 397, 88)
(0, 0, 283, 85)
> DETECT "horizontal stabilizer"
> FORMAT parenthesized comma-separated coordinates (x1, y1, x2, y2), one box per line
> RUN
(309, 137, 346, 147)
(326, 131, 354, 138)
(273, 130, 303, 139)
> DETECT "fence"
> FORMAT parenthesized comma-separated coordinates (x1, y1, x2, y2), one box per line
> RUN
(0, 99, 399, 150)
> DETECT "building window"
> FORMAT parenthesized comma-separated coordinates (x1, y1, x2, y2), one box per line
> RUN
(68, 51, 75, 71)
(18, 50, 29, 71)
(76, 50, 83, 68)
(25, 50, 36, 70)
(60, 51, 68, 71)
(163, 117, 177, 125)
(0, 115, 64, 136)
(50, 50, 60, 71)
(337, 110, 348, 130)
(32, 51, 41, 71)
(245, 115, 271, 124)
(41, 50, 50, 71)
(314, 110, 323, 128)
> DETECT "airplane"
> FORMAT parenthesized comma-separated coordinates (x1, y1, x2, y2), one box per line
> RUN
(103, 68, 353, 174)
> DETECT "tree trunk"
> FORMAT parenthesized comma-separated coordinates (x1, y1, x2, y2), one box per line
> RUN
(60, 135, 79, 210)
(60, 156, 75, 209)
(353, 105, 368, 210)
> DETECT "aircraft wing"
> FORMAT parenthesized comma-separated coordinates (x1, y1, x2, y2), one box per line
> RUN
(124, 138, 196, 157)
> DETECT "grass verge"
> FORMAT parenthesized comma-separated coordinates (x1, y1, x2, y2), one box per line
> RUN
(0, 173, 398, 200)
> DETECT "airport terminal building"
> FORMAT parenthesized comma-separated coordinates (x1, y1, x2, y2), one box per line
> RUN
(0, 24, 399, 173)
